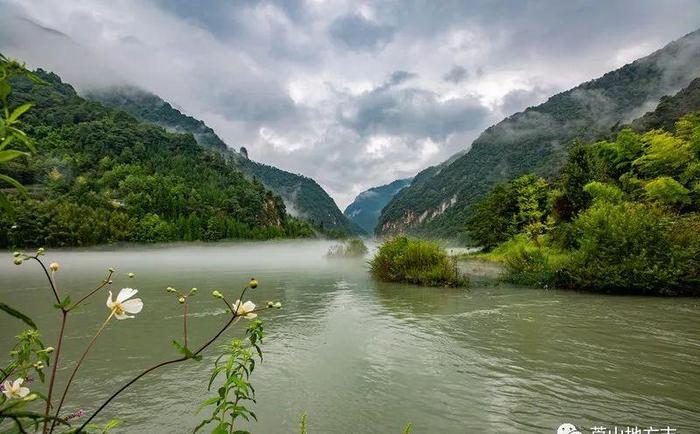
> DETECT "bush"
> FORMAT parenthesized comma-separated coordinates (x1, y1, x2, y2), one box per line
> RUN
(561, 201, 698, 295)
(494, 235, 569, 288)
(370, 236, 468, 287)
(326, 238, 369, 257)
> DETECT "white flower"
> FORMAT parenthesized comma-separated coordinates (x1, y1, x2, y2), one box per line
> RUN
(106, 288, 143, 320)
(2, 378, 30, 399)
(233, 300, 257, 319)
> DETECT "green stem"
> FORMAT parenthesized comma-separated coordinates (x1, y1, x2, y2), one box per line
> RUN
(183, 299, 188, 348)
(42, 310, 67, 434)
(76, 285, 254, 433)
(49, 311, 115, 433)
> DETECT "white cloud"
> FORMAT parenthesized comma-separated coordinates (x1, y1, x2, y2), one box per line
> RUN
(1, 0, 699, 208)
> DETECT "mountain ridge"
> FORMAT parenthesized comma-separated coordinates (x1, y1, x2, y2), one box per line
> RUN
(378, 29, 700, 238)
(343, 178, 412, 234)
(87, 86, 362, 236)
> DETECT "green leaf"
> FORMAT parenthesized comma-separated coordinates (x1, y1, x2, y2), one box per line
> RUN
(0, 149, 29, 163)
(102, 419, 122, 433)
(0, 302, 37, 329)
(6, 127, 34, 152)
(211, 424, 229, 434)
(8, 103, 31, 123)
(0, 174, 27, 195)
(0, 80, 10, 100)
(53, 296, 71, 310)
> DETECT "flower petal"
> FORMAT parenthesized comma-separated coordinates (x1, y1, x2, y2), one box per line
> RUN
(106, 291, 115, 309)
(116, 287, 138, 303)
(245, 313, 257, 319)
(121, 298, 143, 314)
(114, 312, 134, 320)
(18, 387, 29, 398)
(243, 301, 255, 312)
(13, 378, 23, 388)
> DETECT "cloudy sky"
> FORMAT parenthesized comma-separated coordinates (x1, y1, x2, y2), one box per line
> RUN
(1, 0, 699, 208)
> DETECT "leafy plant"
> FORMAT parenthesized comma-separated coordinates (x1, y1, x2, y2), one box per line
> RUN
(370, 236, 468, 287)
(195, 321, 265, 434)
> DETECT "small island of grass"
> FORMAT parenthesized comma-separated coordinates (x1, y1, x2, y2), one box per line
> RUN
(326, 238, 369, 257)
(370, 236, 468, 287)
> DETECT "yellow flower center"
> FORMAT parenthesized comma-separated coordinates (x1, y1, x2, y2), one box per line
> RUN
(112, 303, 124, 316)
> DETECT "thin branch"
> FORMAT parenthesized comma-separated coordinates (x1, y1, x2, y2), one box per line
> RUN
(76, 285, 256, 432)
(29, 256, 61, 308)
(69, 271, 114, 310)
(183, 299, 188, 348)
(49, 311, 114, 434)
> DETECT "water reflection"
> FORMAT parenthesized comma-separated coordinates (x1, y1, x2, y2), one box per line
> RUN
(1, 241, 699, 433)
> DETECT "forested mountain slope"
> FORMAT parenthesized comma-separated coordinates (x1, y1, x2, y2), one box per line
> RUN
(0, 69, 313, 247)
(344, 178, 412, 234)
(378, 29, 700, 238)
(88, 87, 362, 236)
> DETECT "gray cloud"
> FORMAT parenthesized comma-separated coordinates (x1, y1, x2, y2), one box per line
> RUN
(329, 13, 394, 51)
(443, 65, 468, 83)
(1, 0, 699, 208)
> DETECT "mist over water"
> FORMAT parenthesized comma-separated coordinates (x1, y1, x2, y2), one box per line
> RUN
(1, 241, 699, 433)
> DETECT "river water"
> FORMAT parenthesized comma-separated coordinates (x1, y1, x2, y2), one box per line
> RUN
(1, 240, 699, 433)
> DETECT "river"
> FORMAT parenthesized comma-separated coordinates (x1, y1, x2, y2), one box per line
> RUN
(1, 240, 699, 433)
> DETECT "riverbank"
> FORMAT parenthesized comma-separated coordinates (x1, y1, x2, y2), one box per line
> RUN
(2, 240, 699, 433)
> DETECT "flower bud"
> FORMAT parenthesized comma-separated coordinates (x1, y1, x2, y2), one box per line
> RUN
(108, 267, 115, 273)
(13, 251, 21, 257)
(49, 262, 60, 272)
(189, 287, 198, 296)
(108, 280, 113, 285)
(37, 247, 45, 255)
(178, 297, 186, 304)
(248, 278, 258, 289)
(34, 361, 44, 369)
(212, 290, 224, 299)
(273, 302, 282, 309)
(128, 272, 135, 278)
(166, 286, 177, 293)
(14, 258, 23, 265)
(44, 347, 55, 353)
(267, 301, 274, 307)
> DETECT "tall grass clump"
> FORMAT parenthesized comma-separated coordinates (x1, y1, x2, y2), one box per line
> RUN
(491, 235, 569, 288)
(326, 238, 369, 258)
(370, 236, 468, 287)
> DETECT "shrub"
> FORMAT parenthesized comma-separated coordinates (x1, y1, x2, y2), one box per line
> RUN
(494, 235, 569, 288)
(561, 201, 698, 295)
(370, 236, 468, 287)
(326, 238, 369, 257)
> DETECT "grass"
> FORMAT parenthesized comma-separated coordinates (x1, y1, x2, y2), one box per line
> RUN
(326, 238, 369, 257)
(370, 236, 468, 287)
(463, 235, 569, 287)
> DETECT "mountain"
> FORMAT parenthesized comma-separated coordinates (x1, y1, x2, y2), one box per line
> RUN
(0, 68, 313, 247)
(343, 178, 412, 234)
(86, 87, 228, 152)
(378, 29, 700, 238)
(87, 87, 362, 236)
(630, 77, 700, 132)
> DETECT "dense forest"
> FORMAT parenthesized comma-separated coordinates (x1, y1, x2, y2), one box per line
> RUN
(378, 29, 700, 239)
(466, 78, 700, 295)
(0, 67, 314, 247)
(88, 86, 362, 236)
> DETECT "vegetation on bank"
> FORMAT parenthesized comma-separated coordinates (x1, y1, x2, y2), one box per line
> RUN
(87, 86, 363, 237)
(0, 66, 314, 248)
(370, 236, 468, 287)
(465, 110, 700, 295)
(377, 30, 700, 238)
(326, 238, 368, 258)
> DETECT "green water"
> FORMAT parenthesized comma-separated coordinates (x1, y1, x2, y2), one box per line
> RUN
(1, 240, 699, 433)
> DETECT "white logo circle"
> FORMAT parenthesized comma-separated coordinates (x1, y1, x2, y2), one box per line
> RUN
(557, 423, 582, 434)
